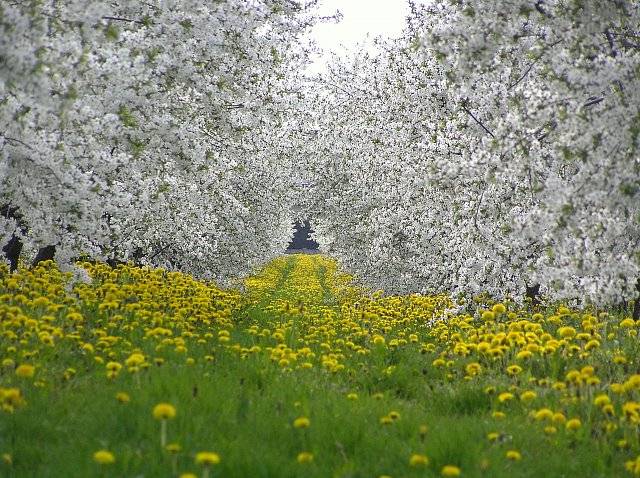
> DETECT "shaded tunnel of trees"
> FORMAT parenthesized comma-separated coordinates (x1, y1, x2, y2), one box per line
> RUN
(287, 221, 319, 252)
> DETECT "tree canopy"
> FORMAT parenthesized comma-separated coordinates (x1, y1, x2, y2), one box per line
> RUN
(2, 0, 639, 306)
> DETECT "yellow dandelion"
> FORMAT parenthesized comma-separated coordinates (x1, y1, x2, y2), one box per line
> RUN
(593, 394, 610, 407)
(373, 335, 386, 345)
(153, 403, 176, 420)
(380, 415, 393, 425)
(620, 318, 635, 328)
(492, 303, 506, 314)
(293, 417, 310, 429)
(93, 450, 115, 465)
(153, 403, 176, 448)
(565, 418, 581, 431)
(296, 452, 314, 464)
(506, 365, 523, 376)
(106, 362, 122, 372)
(613, 355, 627, 365)
(116, 392, 130, 403)
(409, 454, 429, 467)
(505, 450, 521, 461)
(516, 350, 533, 360)
(441, 465, 461, 477)
(557, 327, 576, 338)
(625, 458, 640, 475)
(534, 408, 553, 421)
(15, 364, 35, 379)
(602, 404, 615, 416)
(584, 339, 600, 351)
(432, 358, 446, 367)
(195, 452, 220, 466)
(498, 392, 514, 403)
(165, 443, 182, 453)
(552, 412, 566, 424)
(481, 311, 495, 321)
(465, 362, 482, 376)
(520, 391, 536, 402)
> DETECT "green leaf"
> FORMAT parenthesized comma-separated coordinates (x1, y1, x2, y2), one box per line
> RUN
(118, 105, 138, 128)
(105, 24, 119, 41)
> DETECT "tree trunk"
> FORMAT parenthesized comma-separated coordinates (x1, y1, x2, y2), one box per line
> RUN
(2, 236, 23, 272)
(1, 204, 25, 272)
(132, 247, 144, 265)
(525, 283, 541, 307)
(32, 245, 56, 267)
(106, 257, 129, 268)
(633, 279, 640, 321)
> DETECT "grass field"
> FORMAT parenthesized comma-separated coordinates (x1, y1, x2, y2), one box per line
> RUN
(1, 254, 640, 477)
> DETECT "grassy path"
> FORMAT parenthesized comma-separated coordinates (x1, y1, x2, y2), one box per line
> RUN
(0, 255, 638, 477)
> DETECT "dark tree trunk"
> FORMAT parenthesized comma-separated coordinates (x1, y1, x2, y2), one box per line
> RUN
(32, 245, 56, 267)
(106, 257, 129, 268)
(2, 236, 23, 272)
(633, 279, 640, 321)
(526, 283, 541, 307)
(132, 247, 144, 263)
(1, 204, 25, 272)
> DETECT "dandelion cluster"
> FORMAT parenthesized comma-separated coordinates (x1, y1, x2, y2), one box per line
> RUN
(2, 255, 640, 476)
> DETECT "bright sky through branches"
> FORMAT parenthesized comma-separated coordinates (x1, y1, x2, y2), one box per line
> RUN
(308, 0, 410, 72)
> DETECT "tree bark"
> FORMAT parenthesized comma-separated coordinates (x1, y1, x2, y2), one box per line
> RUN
(32, 245, 56, 267)
(2, 236, 23, 272)
(1, 204, 25, 272)
(526, 283, 541, 307)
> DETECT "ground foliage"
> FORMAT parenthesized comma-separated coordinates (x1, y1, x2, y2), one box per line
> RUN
(2, 255, 640, 477)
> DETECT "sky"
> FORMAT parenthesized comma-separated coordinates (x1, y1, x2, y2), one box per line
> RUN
(307, 0, 410, 72)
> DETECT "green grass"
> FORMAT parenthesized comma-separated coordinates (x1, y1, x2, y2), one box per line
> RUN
(0, 255, 638, 477)
(2, 354, 622, 477)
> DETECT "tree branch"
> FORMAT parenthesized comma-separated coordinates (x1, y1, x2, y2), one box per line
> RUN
(2, 136, 34, 150)
(102, 16, 145, 25)
(584, 96, 604, 108)
(604, 29, 618, 57)
(508, 39, 563, 91)
(460, 102, 495, 138)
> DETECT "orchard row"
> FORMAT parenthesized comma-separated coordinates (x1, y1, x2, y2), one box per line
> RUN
(2, 1, 639, 309)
